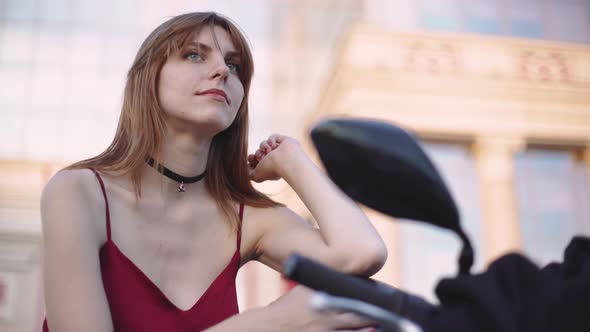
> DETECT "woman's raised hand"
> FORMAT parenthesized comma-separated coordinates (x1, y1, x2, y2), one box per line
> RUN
(248, 134, 303, 183)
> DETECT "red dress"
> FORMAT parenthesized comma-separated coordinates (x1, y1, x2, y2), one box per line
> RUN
(43, 170, 243, 331)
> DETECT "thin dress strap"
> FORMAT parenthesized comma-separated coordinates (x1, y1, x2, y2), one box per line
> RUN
(89, 168, 111, 241)
(237, 203, 244, 251)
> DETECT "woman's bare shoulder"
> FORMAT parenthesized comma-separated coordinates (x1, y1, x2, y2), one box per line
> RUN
(44, 168, 94, 190)
(42, 168, 103, 206)
(41, 168, 107, 247)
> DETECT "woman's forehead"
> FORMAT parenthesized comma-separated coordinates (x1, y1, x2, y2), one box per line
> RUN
(191, 25, 238, 53)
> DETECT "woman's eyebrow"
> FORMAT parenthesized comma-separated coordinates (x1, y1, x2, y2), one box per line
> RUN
(185, 42, 212, 53)
(225, 51, 241, 60)
(186, 41, 240, 58)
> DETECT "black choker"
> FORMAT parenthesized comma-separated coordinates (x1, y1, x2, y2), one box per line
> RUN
(146, 158, 206, 192)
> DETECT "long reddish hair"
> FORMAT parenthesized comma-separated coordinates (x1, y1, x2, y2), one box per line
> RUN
(68, 12, 282, 228)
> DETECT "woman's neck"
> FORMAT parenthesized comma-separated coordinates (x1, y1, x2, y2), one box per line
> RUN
(143, 130, 213, 197)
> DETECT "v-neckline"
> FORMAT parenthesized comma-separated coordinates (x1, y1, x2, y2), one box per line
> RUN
(101, 240, 240, 312)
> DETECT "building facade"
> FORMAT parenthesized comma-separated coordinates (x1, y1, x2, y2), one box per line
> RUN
(1, 0, 589, 330)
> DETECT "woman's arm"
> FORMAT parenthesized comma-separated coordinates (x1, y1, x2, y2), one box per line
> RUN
(42, 170, 114, 332)
(247, 135, 387, 275)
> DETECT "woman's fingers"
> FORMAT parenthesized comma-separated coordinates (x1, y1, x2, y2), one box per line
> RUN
(255, 135, 281, 161)
(335, 328, 377, 332)
(248, 154, 258, 167)
(265, 134, 285, 150)
(259, 140, 271, 153)
(268, 134, 281, 148)
(250, 134, 292, 175)
(256, 134, 288, 152)
(325, 311, 375, 330)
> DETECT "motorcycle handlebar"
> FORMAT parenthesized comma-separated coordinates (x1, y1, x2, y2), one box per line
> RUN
(284, 254, 403, 312)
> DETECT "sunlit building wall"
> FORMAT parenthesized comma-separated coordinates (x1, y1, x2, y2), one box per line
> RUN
(0, 0, 589, 331)
(311, 0, 590, 302)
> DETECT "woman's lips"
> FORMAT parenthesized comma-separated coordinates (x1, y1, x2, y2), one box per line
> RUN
(196, 89, 229, 104)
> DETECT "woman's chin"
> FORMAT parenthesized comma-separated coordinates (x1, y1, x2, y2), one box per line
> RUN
(187, 118, 234, 137)
(167, 111, 233, 131)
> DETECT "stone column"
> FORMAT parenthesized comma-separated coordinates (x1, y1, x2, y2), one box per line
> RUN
(583, 146, 590, 188)
(473, 136, 525, 264)
(581, 146, 590, 233)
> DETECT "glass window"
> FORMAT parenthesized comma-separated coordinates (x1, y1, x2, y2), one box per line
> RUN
(398, 142, 483, 302)
(58, 108, 101, 160)
(24, 107, 60, 160)
(418, 0, 462, 31)
(545, 0, 590, 43)
(35, 27, 69, 66)
(101, 71, 126, 112)
(30, 67, 67, 109)
(515, 149, 590, 266)
(103, 32, 140, 69)
(464, 0, 503, 34)
(38, 0, 72, 24)
(4, 0, 37, 23)
(72, 0, 107, 28)
(0, 65, 31, 105)
(108, 0, 141, 27)
(506, 0, 545, 38)
(0, 24, 36, 64)
(0, 107, 27, 158)
(67, 71, 103, 108)
(411, 0, 590, 43)
(364, 0, 417, 30)
(68, 29, 104, 69)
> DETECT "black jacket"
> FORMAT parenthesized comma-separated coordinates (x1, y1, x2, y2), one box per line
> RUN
(412, 236, 590, 332)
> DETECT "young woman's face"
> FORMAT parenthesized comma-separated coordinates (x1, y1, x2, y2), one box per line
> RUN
(158, 25, 245, 135)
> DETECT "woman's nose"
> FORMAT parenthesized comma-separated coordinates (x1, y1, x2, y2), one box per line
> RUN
(209, 58, 229, 81)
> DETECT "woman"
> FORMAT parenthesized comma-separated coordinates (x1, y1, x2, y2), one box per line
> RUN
(41, 12, 387, 331)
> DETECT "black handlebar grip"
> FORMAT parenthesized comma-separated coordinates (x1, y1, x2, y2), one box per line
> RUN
(283, 253, 406, 313)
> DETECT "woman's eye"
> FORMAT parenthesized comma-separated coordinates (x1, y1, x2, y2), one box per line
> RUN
(227, 63, 240, 74)
(186, 52, 203, 61)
